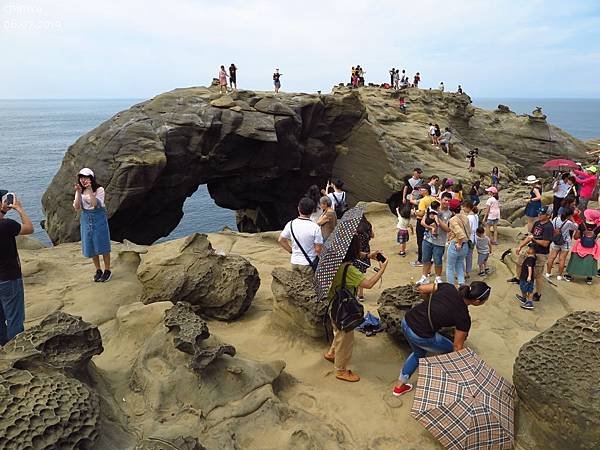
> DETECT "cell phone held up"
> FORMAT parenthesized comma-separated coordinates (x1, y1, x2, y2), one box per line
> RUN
(375, 252, 387, 263)
(2, 192, 16, 206)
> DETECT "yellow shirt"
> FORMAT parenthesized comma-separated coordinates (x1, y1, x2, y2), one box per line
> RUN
(418, 195, 434, 213)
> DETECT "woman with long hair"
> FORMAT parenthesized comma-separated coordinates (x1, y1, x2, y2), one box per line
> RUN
(523, 175, 543, 233)
(545, 207, 578, 281)
(353, 216, 375, 301)
(73, 168, 112, 282)
(218, 65, 228, 94)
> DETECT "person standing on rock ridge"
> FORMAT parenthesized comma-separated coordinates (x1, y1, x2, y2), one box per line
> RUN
(389, 67, 396, 86)
(413, 72, 421, 87)
(457, 85, 463, 94)
(73, 168, 112, 282)
(278, 197, 323, 276)
(218, 65, 228, 94)
(273, 69, 282, 93)
(439, 82, 444, 92)
(393, 69, 400, 89)
(228, 63, 237, 90)
(0, 196, 33, 345)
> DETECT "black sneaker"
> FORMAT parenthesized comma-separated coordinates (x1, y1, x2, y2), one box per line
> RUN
(532, 292, 541, 302)
(563, 274, 573, 282)
(93, 269, 103, 282)
(586, 277, 593, 285)
(99, 270, 112, 282)
(596, 269, 600, 278)
(507, 277, 519, 284)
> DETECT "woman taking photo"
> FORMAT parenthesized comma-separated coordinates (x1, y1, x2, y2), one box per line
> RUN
(392, 281, 491, 396)
(324, 235, 388, 382)
(73, 168, 112, 282)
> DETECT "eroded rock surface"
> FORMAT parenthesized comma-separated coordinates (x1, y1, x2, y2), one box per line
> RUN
(271, 267, 328, 339)
(42, 85, 587, 245)
(138, 233, 260, 320)
(0, 312, 103, 449)
(513, 311, 600, 450)
(377, 284, 423, 343)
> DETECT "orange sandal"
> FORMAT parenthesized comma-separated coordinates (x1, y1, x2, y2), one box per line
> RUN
(323, 352, 335, 363)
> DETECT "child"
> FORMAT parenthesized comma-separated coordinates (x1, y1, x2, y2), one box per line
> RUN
(423, 200, 440, 237)
(396, 205, 413, 256)
(475, 226, 492, 276)
(518, 244, 537, 310)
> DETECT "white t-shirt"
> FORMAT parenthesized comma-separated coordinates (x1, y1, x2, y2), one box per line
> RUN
(74, 187, 105, 210)
(429, 125, 436, 136)
(467, 212, 479, 243)
(280, 218, 323, 265)
(397, 216, 411, 230)
(552, 217, 578, 244)
(328, 191, 346, 210)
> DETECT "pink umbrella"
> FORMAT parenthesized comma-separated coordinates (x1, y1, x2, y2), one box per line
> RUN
(542, 159, 578, 170)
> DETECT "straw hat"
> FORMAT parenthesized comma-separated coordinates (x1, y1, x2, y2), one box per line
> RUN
(524, 175, 539, 184)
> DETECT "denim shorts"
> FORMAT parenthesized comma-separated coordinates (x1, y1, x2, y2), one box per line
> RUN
(422, 240, 445, 267)
(477, 253, 489, 266)
(519, 279, 534, 294)
(486, 219, 499, 225)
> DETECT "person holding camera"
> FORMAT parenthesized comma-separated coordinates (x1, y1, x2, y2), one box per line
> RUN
(0, 194, 34, 345)
(73, 168, 112, 282)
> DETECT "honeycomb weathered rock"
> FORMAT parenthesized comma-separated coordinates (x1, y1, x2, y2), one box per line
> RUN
(0, 312, 103, 449)
(271, 267, 328, 339)
(513, 311, 600, 450)
(377, 284, 423, 343)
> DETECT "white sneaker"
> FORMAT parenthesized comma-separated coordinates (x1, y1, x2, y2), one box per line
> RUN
(557, 275, 564, 281)
(416, 275, 429, 285)
(435, 276, 444, 284)
(544, 273, 552, 279)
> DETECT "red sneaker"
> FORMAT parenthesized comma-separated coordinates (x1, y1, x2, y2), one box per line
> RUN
(392, 384, 413, 397)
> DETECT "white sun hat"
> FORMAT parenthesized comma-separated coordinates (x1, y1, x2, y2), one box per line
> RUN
(524, 175, 539, 184)
(78, 168, 94, 177)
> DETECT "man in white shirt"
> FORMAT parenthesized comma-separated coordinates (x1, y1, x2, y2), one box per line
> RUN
(279, 197, 324, 276)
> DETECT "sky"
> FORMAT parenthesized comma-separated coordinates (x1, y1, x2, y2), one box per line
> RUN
(1, 0, 599, 99)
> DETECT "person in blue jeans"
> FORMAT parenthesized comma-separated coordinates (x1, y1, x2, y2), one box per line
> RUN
(0, 196, 34, 345)
(446, 198, 471, 286)
(392, 281, 491, 396)
(417, 192, 452, 285)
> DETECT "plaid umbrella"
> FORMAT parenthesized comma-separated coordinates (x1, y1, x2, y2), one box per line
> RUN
(411, 348, 515, 450)
(314, 206, 364, 302)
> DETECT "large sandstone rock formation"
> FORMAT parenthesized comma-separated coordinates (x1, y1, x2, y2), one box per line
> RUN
(0, 312, 103, 449)
(271, 267, 328, 339)
(513, 311, 600, 450)
(137, 233, 260, 320)
(42, 85, 588, 244)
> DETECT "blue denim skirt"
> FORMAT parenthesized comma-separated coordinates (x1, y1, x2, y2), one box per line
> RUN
(80, 208, 111, 258)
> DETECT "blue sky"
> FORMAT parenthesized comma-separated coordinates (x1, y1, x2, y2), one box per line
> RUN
(1, 0, 599, 98)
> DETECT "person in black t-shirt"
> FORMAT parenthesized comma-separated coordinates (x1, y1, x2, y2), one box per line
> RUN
(392, 281, 491, 397)
(512, 206, 553, 301)
(0, 197, 34, 345)
(518, 244, 537, 309)
(229, 63, 237, 89)
(273, 69, 282, 93)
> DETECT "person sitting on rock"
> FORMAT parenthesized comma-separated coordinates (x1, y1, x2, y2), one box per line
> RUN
(458, 84, 463, 94)
(392, 281, 491, 396)
(278, 197, 323, 276)
(323, 235, 388, 382)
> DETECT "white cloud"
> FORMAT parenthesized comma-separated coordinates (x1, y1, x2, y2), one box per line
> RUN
(1, 0, 598, 98)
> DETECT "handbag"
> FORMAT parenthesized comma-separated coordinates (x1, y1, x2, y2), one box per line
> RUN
(551, 218, 567, 246)
(290, 220, 319, 272)
(330, 264, 365, 332)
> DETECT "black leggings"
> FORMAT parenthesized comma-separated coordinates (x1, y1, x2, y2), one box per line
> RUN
(416, 221, 426, 263)
(552, 195, 564, 218)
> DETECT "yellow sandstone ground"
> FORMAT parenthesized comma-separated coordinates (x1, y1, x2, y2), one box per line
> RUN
(17, 202, 599, 449)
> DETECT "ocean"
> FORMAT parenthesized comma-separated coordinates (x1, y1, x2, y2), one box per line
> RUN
(0, 98, 598, 244)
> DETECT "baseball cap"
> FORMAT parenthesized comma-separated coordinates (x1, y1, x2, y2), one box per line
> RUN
(485, 186, 498, 194)
(539, 206, 550, 215)
(448, 198, 462, 210)
(78, 168, 94, 177)
(585, 166, 598, 174)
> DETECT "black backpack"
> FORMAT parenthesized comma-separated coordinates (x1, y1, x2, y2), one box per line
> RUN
(330, 264, 365, 332)
(580, 227, 598, 249)
(332, 192, 349, 219)
(551, 218, 567, 246)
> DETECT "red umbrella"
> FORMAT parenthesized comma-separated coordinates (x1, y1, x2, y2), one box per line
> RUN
(542, 159, 578, 170)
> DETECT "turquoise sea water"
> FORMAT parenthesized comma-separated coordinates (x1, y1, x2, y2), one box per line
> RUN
(0, 98, 598, 244)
